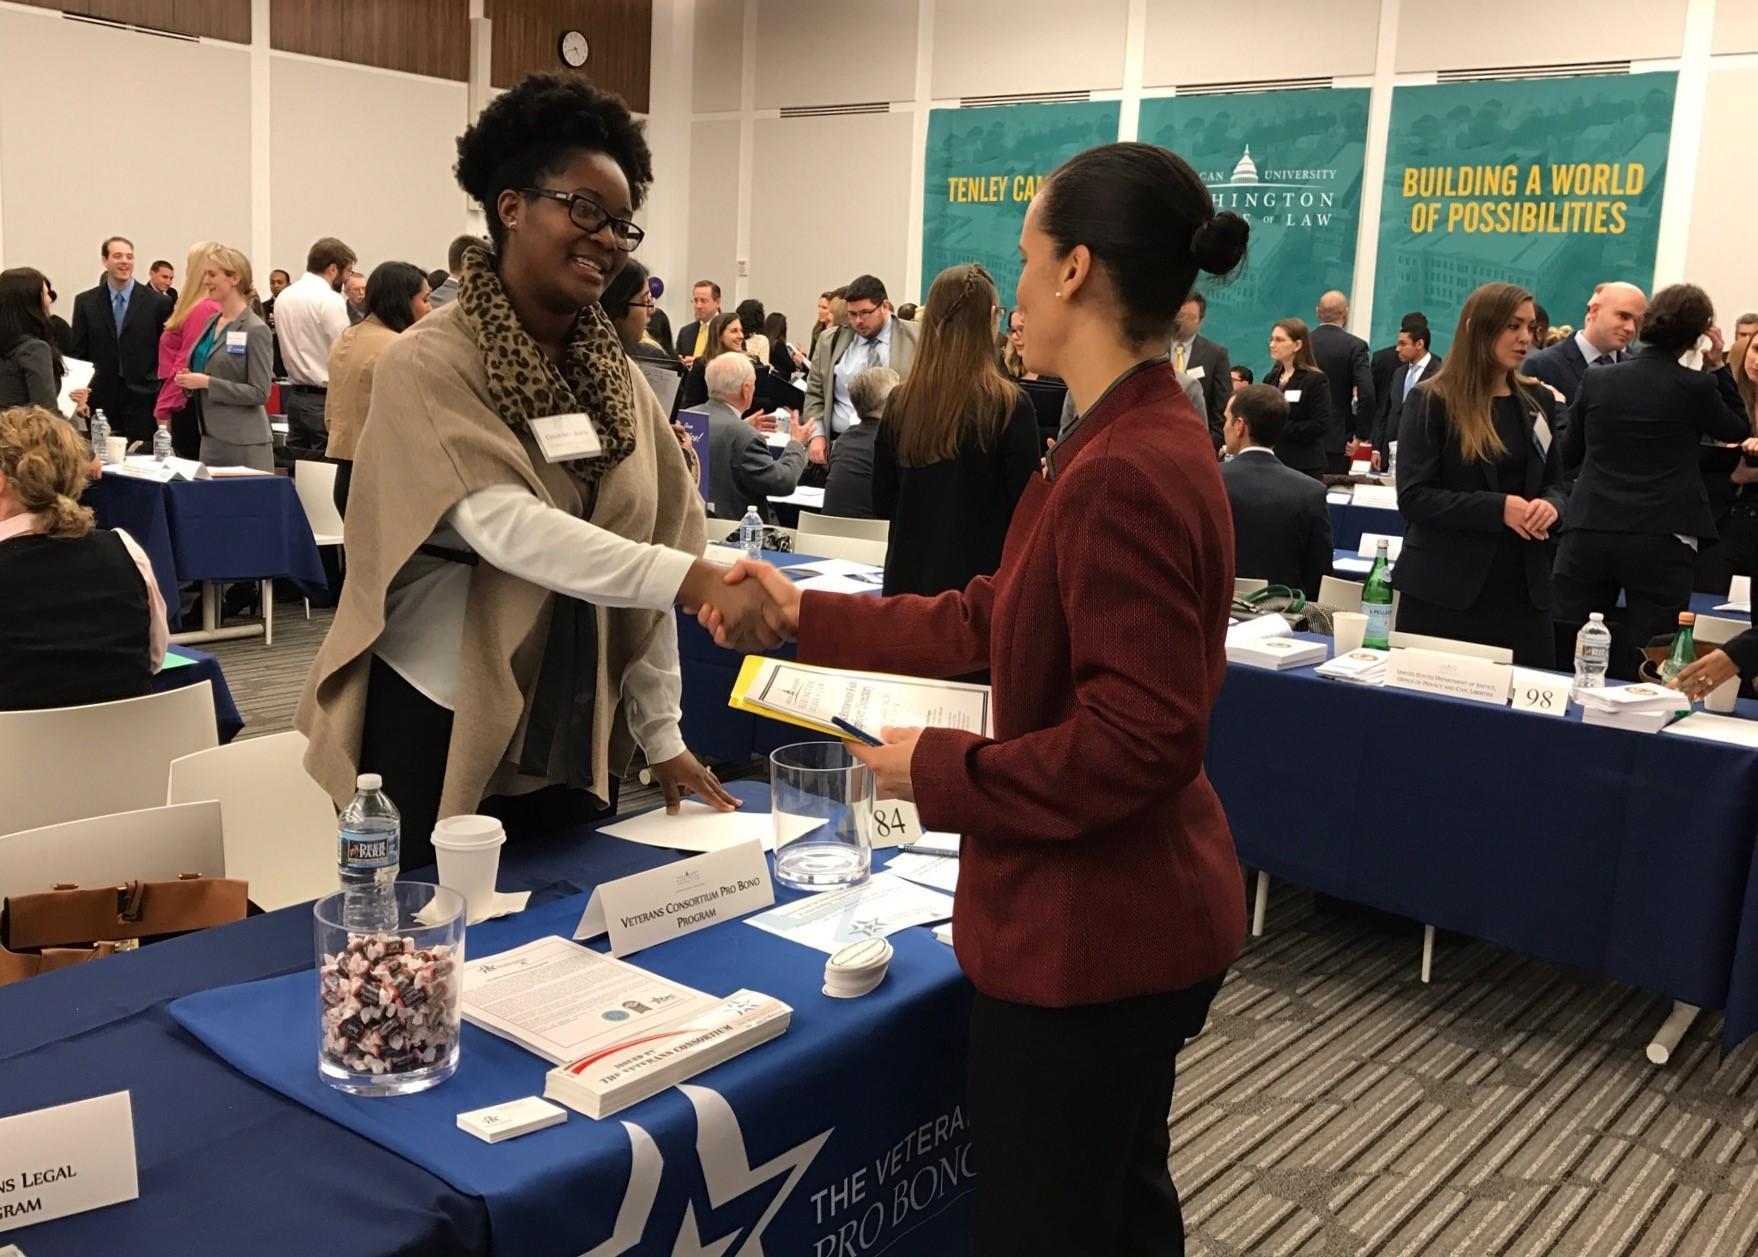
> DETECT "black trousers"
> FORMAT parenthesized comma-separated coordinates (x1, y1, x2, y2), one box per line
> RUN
(968, 976, 1223, 1257)
(333, 458, 352, 519)
(101, 387, 157, 445)
(1325, 451, 1351, 475)
(283, 386, 329, 455)
(1554, 529, 1695, 679)
(1695, 506, 1758, 595)
(170, 393, 203, 460)
(356, 657, 617, 870)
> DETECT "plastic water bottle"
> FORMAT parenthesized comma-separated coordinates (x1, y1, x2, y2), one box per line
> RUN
(338, 773, 400, 933)
(89, 408, 111, 463)
(739, 506, 764, 561)
(1572, 612, 1612, 700)
(152, 419, 173, 462)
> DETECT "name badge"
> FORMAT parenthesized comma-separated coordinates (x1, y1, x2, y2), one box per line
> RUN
(225, 330, 248, 355)
(1285, 389, 1303, 402)
(0, 1091, 138, 1232)
(529, 413, 604, 463)
(1186, 365, 1206, 380)
(574, 840, 773, 957)
(1532, 415, 1552, 456)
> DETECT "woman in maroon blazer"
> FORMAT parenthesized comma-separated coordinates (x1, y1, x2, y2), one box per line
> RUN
(701, 144, 1250, 1254)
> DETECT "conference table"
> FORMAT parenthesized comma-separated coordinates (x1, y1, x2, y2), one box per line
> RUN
(148, 645, 245, 742)
(0, 780, 972, 1256)
(85, 470, 328, 644)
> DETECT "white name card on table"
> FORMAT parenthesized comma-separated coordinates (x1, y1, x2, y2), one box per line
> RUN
(1352, 484, 1399, 509)
(1326, 490, 1354, 505)
(1510, 668, 1571, 718)
(574, 840, 773, 956)
(0, 1091, 138, 1232)
(1384, 648, 1513, 707)
(1357, 533, 1403, 560)
(867, 800, 923, 849)
(1349, 458, 1373, 477)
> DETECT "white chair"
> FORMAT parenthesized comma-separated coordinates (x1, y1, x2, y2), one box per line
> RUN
(789, 532, 888, 566)
(1387, 631, 1514, 664)
(168, 731, 338, 911)
(0, 684, 219, 837)
(0, 802, 225, 904)
(1318, 576, 1363, 614)
(797, 512, 890, 544)
(293, 462, 345, 619)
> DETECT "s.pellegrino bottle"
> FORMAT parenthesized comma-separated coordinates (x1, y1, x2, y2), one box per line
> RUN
(739, 506, 764, 561)
(1361, 539, 1394, 649)
(338, 773, 400, 933)
(1660, 612, 1697, 684)
(1572, 612, 1611, 700)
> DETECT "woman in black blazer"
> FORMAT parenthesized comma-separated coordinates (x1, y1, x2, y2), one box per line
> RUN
(1553, 284, 1751, 673)
(1264, 318, 1332, 478)
(1394, 282, 1566, 667)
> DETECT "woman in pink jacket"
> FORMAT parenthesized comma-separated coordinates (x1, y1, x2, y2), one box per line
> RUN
(154, 241, 223, 458)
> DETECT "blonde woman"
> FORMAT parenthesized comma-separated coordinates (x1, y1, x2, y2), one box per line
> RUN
(174, 247, 274, 470)
(0, 405, 168, 711)
(153, 241, 223, 458)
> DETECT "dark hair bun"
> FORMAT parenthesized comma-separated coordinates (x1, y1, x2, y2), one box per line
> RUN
(1191, 212, 1250, 278)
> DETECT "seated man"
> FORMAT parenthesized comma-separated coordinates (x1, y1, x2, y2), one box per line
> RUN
(823, 366, 897, 519)
(1220, 384, 1332, 599)
(704, 352, 811, 522)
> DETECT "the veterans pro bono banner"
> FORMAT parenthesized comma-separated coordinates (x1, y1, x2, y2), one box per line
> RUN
(920, 101, 1121, 310)
(1138, 88, 1370, 373)
(1371, 72, 1677, 350)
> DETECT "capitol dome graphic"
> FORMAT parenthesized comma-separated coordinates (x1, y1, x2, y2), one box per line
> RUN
(1230, 145, 1260, 185)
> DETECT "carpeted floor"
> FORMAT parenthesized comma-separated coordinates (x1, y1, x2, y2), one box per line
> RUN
(211, 599, 1758, 1257)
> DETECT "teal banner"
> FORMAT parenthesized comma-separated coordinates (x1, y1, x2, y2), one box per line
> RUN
(1371, 73, 1677, 350)
(920, 101, 1120, 308)
(1138, 88, 1370, 373)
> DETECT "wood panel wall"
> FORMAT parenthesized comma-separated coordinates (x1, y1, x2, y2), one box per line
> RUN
(489, 0, 651, 113)
(8, 0, 250, 42)
(271, 0, 470, 80)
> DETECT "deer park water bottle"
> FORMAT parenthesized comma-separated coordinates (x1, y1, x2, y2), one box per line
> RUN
(89, 408, 111, 463)
(1572, 613, 1611, 700)
(740, 506, 763, 561)
(152, 419, 173, 462)
(338, 773, 400, 933)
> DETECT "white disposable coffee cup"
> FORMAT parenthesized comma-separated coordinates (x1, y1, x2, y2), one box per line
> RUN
(1706, 676, 1740, 713)
(432, 815, 506, 921)
(1333, 611, 1368, 654)
(105, 436, 127, 464)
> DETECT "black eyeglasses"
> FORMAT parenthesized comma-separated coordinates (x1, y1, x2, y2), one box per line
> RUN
(521, 188, 645, 252)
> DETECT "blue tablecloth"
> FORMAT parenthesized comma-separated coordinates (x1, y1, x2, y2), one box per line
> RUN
(0, 781, 972, 1257)
(1328, 499, 1404, 551)
(85, 473, 329, 629)
(150, 646, 244, 742)
(1207, 640, 1758, 1051)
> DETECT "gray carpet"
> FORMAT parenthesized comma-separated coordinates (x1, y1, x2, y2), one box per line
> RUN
(212, 600, 1758, 1257)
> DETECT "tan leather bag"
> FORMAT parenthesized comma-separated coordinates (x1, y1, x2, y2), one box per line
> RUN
(0, 874, 248, 987)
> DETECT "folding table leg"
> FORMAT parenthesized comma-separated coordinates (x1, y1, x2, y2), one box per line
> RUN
(263, 580, 274, 646)
(1251, 870, 1270, 938)
(1646, 1001, 1699, 1065)
(1420, 924, 1436, 983)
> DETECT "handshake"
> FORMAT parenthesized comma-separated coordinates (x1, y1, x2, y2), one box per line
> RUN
(679, 558, 804, 652)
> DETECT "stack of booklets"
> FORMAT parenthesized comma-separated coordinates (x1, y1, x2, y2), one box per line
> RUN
(1314, 648, 1390, 685)
(1225, 616, 1328, 671)
(1575, 683, 1687, 733)
(459, 936, 791, 1119)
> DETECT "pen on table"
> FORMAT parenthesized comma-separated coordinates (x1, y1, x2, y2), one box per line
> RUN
(831, 716, 884, 746)
(899, 845, 960, 860)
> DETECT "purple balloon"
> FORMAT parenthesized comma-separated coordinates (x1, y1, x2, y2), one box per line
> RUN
(648, 276, 665, 300)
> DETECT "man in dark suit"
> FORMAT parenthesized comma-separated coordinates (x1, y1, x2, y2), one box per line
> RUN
(70, 236, 171, 444)
(147, 259, 177, 311)
(1521, 281, 1647, 405)
(1220, 384, 1332, 598)
(1309, 291, 1375, 473)
(1369, 315, 1442, 458)
(703, 352, 810, 521)
(678, 279, 722, 365)
(1170, 290, 1232, 450)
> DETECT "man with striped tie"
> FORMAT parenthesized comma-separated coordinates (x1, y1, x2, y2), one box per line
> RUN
(803, 274, 920, 467)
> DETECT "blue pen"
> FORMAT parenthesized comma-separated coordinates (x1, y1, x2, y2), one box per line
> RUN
(831, 715, 884, 746)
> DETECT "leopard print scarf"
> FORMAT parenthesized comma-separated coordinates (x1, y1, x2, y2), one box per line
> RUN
(455, 243, 638, 489)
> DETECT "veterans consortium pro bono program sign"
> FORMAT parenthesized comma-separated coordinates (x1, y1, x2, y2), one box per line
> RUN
(1371, 72, 1678, 351)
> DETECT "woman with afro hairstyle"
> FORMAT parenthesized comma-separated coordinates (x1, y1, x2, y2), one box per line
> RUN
(298, 74, 779, 866)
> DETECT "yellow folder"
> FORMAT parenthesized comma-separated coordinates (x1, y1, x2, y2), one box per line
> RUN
(726, 655, 847, 739)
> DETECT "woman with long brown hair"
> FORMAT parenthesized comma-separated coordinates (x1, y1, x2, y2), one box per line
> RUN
(871, 262, 1039, 596)
(1392, 281, 1566, 665)
(1263, 316, 1332, 478)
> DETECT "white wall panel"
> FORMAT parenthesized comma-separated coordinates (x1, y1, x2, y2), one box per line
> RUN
(748, 112, 913, 336)
(692, 0, 746, 114)
(683, 119, 741, 312)
(1396, 0, 1687, 72)
(0, 8, 251, 319)
(1684, 68, 1758, 327)
(931, 0, 1128, 99)
(1143, 0, 1379, 87)
(269, 56, 467, 281)
(753, 0, 917, 109)
(1713, 1, 1758, 54)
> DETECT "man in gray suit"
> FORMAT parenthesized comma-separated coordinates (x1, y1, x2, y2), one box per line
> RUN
(705, 353, 812, 521)
(803, 274, 920, 467)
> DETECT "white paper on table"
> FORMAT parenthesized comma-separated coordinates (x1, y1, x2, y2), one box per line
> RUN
(704, 543, 748, 565)
(1351, 484, 1399, 509)
(1226, 615, 1292, 644)
(599, 801, 819, 853)
(932, 923, 954, 946)
(1662, 711, 1758, 748)
(1714, 602, 1751, 615)
(1357, 533, 1403, 560)
(794, 573, 885, 595)
(1326, 490, 1354, 505)
(1333, 556, 1374, 575)
(205, 465, 273, 477)
(744, 872, 953, 953)
(768, 486, 825, 507)
(741, 657, 993, 737)
(780, 557, 883, 580)
(56, 356, 95, 418)
(886, 851, 958, 894)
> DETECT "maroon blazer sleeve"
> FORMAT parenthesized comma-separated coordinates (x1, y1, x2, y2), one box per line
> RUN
(796, 577, 994, 679)
(911, 457, 1218, 841)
